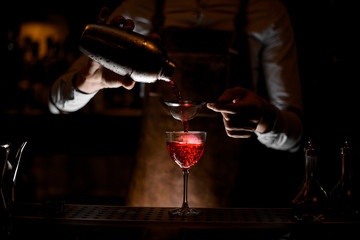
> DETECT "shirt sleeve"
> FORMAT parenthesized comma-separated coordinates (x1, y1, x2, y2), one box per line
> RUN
(48, 1, 153, 114)
(48, 55, 98, 114)
(253, 1, 303, 152)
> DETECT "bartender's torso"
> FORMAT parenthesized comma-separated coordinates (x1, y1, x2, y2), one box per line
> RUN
(109, 0, 301, 111)
(112, 0, 303, 208)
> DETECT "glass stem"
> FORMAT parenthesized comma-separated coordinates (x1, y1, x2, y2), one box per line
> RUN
(182, 169, 189, 209)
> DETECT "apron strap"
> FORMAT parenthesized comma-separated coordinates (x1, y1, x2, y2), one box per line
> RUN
(149, 0, 253, 91)
(151, 0, 165, 34)
(228, 0, 253, 90)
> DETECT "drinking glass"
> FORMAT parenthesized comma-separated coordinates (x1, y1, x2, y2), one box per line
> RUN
(165, 131, 206, 216)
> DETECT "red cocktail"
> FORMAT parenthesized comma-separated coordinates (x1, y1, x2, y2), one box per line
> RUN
(166, 131, 206, 216)
(167, 142, 205, 169)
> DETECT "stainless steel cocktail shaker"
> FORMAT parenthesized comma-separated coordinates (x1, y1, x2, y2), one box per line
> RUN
(79, 24, 176, 83)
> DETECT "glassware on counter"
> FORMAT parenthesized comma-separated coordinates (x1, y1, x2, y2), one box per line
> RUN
(291, 137, 328, 222)
(165, 131, 206, 217)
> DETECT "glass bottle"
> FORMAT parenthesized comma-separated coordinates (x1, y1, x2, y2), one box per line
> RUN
(291, 137, 328, 222)
(329, 137, 359, 219)
(79, 24, 176, 83)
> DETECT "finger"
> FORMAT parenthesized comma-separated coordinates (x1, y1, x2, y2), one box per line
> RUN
(223, 114, 254, 138)
(206, 103, 237, 114)
(123, 19, 135, 31)
(97, 7, 109, 23)
(206, 103, 217, 111)
(111, 15, 126, 27)
(221, 109, 261, 121)
(110, 16, 135, 31)
(223, 115, 258, 131)
(209, 102, 262, 123)
(147, 33, 161, 41)
(208, 102, 253, 115)
(122, 75, 136, 89)
(225, 129, 253, 138)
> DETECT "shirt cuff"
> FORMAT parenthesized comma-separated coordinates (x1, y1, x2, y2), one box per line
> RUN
(50, 72, 98, 113)
(255, 109, 302, 152)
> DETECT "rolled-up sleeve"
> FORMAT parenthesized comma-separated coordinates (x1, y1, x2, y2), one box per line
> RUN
(251, 1, 303, 152)
(49, 55, 97, 114)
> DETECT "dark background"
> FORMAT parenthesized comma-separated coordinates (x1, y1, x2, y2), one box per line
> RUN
(1, 0, 359, 205)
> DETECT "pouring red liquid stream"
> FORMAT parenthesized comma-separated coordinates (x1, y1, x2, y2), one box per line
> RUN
(169, 80, 188, 132)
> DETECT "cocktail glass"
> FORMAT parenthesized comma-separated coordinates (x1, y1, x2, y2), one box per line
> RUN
(165, 131, 206, 216)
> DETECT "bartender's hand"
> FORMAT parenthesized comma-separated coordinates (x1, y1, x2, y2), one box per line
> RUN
(207, 87, 277, 138)
(75, 59, 135, 93)
(75, 13, 136, 93)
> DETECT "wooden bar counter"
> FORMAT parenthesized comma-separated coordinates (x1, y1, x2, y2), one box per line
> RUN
(5, 203, 360, 239)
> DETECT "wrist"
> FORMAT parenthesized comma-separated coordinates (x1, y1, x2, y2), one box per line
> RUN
(255, 104, 277, 133)
(74, 66, 101, 94)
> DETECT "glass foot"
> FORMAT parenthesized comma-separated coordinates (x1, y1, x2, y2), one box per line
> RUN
(168, 207, 200, 217)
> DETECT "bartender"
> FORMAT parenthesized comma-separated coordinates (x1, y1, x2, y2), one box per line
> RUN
(49, 0, 303, 208)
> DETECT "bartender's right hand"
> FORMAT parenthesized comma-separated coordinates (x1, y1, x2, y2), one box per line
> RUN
(75, 12, 136, 93)
(207, 87, 277, 138)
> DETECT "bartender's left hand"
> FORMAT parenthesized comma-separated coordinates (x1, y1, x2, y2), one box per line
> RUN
(207, 87, 277, 138)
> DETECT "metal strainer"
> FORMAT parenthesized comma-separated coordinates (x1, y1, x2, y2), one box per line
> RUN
(164, 101, 205, 121)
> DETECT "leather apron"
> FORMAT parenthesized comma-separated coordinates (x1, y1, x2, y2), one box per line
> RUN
(125, 2, 302, 208)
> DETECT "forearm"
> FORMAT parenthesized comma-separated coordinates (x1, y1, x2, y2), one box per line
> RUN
(49, 55, 98, 114)
(254, 4, 303, 152)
